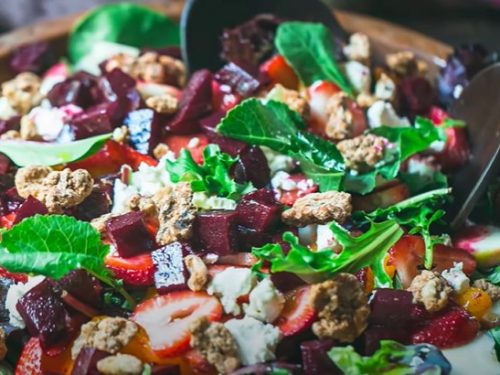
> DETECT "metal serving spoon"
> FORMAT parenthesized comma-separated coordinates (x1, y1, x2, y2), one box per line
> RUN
(180, 0, 345, 73)
(448, 63, 500, 230)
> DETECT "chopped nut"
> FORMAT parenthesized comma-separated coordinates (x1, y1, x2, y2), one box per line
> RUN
(0, 130, 20, 140)
(356, 93, 377, 108)
(374, 73, 397, 102)
(155, 182, 196, 245)
(270, 84, 310, 118)
(2, 72, 43, 115)
(324, 93, 355, 141)
(91, 213, 116, 234)
(337, 134, 388, 172)
(96, 354, 143, 375)
(19, 115, 41, 140)
(473, 279, 500, 302)
(282, 191, 352, 227)
(343, 33, 370, 64)
(185, 254, 208, 291)
(126, 194, 158, 219)
(71, 317, 138, 360)
(153, 143, 170, 160)
(190, 317, 240, 374)
(146, 94, 178, 114)
(310, 273, 369, 342)
(105, 53, 137, 76)
(408, 270, 452, 312)
(386, 51, 418, 77)
(0, 327, 7, 361)
(15, 166, 93, 213)
(112, 126, 129, 144)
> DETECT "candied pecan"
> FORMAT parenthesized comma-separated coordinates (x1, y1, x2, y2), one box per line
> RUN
(96, 354, 143, 375)
(282, 191, 352, 227)
(185, 254, 208, 292)
(153, 143, 170, 160)
(408, 270, 452, 312)
(19, 114, 41, 140)
(271, 84, 310, 118)
(343, 33, 370, 64)
(190, 317, 240, 374)
(1, 72, 43, 115)
(105, 53, 137, 76)
(386, 51, 418, 77)
(91, 213, 116, 234)
(134, 52, 186, 87)
(112, 125, 129, 144)
(473, 279, 500, 302)
(0, 130, 21, 140)
(324, 93, 354, 141)
(145, 94, 178, 114)
(310, 273, 369, 342)
(337, 134, 388, 172)
(15, 166, 93, 213)
(126, 194, 158, 220)
(356, 93, 377, 108)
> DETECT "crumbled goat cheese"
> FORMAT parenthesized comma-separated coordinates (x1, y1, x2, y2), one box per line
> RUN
(0, 97, 18, 120)
(374, 73, 396, 101)
(316, 224, 335, 249)
(129, 156, 175, 197)
(112, 179, 139, 214)
(5, 276, 46, 328)
(224, 316, 282, 366)
(271, 171, 296, 191)
(187, 137, 200, 148)
(298, 225, 317, 247)
(367, 100, 410, 128)
(244, 278, 285, 323)
(207, 267, 256, 315)
(343, 61, 371, 94)
(27, 107, 64, 141)
(429, 140, 446, 153)
(441, 263, 470, 294)
(192, 192, 237, 211)
(407, 158, 437, 177)
(261, 146, 295, 175)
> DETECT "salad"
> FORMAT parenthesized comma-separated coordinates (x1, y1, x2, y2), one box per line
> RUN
(0, 3, 498, 375)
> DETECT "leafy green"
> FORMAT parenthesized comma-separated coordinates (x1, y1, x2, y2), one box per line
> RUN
(489, 327, 500, 362)
(275, 22, 353, 95)
(0, 215, 134, 307)
(475, 266, 500, 286)
(166, 144, 254, 200)
(69, 3, 180, 63)
(400, 169, 448, 195)
(0, 133, 111, 167)
(353, 188, 451, 269)
(252, 219, 403, 287)
(217, 98, 345, 191)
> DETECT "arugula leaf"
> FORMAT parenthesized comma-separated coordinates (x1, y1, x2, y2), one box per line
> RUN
(252, 219, 403, 287)
(489, 327, 500, 362)
(353, 188, 450, 269)
(0, 215, 134, 307)
(166, 144, 254, 200)
(475, 266, 500, 286)
(69, 3, 180, 63)
(275, 22, 353, 95)
(0, 133, 111, 167)
(400, 169, 448, 195)
(217, 98, 345, 191)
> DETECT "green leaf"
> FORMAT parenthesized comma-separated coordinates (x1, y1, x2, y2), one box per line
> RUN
(400, 170, 448, 195)
(489, 327, 500, 362)
(0, 133, 111, 167)
(217, 98, 345, 191)
(252, 219, 403, 286)
(275, 22, 353, 95)
(69, 3, 180, 63)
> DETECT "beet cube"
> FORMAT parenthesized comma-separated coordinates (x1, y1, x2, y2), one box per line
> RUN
(71, 184, 112, 222)
(57, 270, 102, 309)
(363, 326, 411, 355)
(0, 115, 20, 136)
(301, 339, 341, 375)
(13, 196, 48, 224)
(47, 72, 98, 108)
(150, 364, 181, 375)
(167, 69, 212, 134)
(0, 187, 24, 215)
(370, 288, 414, 327)
(214, 62, 263, 97)
(232, 146, 271, 188)
(69, 105, 113, 140)
(235, 225, 272, 251)
(152, 242, 190, 294)
(124, 109, 162, 155)
(71, 347, 109, 375)
(16, 279, 68, 348)
(10, 42, 53, 74)
(106, 211, 156, 258)
(398, 76, 435, 117)
(236, 188, 280, 233)
(199, 111, 226, 134)
(99, 68, 136, 101)
(194, 210, 239, 254)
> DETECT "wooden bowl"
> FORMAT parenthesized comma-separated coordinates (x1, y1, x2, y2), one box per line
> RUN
(0, 1, 452, 82)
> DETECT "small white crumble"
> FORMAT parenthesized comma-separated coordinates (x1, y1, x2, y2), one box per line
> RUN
(187, 137, 200, 149)
(192, 192, 237, 211)
(244, 278, 285, 323)
(343, 61, 371, 94)
(271, 171, 296, 191)
(261, 146, 296, 175)
(367, 100, 411, 128)
(5, 276, 46, 328)
(0, 97, 18, 120)
(442, 263, 470, 294)
(112, 178, 139, 214)
(316, 224, 336, 250)
(407, 157, 437, 177)
(129, 156, 175, 197)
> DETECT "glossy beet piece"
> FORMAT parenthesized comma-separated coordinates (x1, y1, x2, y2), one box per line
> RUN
(369, 288, 414, 328)
(12, 196, 48, 224)
(16, 279, 68, 348)
(194, 210, 239, 254)
(301, 339, 341, 375)
(71, 347, 109, 375)
(214, 62, 263, 97)
(47, 71, 98, 108)
(167, 69, 213, 134)
(363, 326, 411, 355)
(151, 242, 190, 294)
(0, 115, 20, 136)
(71, 183, 112, 222)
(398, 76, 435, 118)
(236, 188, 280, 232)
(235, 225, 272, 251)
(199, 110, 226, 134)
(0, 187, 23, 215)
(125, 109, 163, 155)
(68, 104, 114, 140)
(106, 211, 156, 258)
(10, 42, 53, 74)
(57, 270, 102, 309)
(150, 364, 181, 375)
(99, 68, 136, 101)
(206, 132, 247, 157)
(232, 146, 271, 188)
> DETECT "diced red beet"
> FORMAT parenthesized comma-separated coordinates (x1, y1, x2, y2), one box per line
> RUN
(12, 196, 48, 224)
(0, 187, 24, 215)
(151, 242, 190, 294)
(68, 105, 114, 140)
(106, 211, 157, 258)
(236, 188, 281, 233)
(271, 272, 307, 294)
(206, 133, 247, 157)
(47, 71, 99, 108)
(398, 76, 436, 118)
(167, 69, 213, 134)
(9, 42, 54, 74)
(194, 210, 239, 254)
(363, 326, 411, 355)
(125, 109, 163, 155)
(16, 279, 68, 348)
(232, 146, 271, 188)
(70, 347, 109, 375)
(199, 111, 226, 134)
(301, 339, 341, 375)
(99, 68, 136, 101)
(70, 183, 112, 222)
(369, 288, 414, 328)
(214, 62, 263, 97)
(0, 115, 21, 136)
(150, 364, 181, 375)
(0, 154, 11, 175)
(235, 225, 272, 251)
(57, 270, 102, 309)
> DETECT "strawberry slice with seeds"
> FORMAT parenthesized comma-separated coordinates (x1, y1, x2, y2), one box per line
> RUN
(260, 55, 299, 90)
(132, 291, 223, 357)
(163, 133, 208, 164)
(276, 286, 316, 337)
(411, 307, 480, 348)
(16, 337, 43, 375)
(277, 174, 318, 206)
(105, 253, 155, 286)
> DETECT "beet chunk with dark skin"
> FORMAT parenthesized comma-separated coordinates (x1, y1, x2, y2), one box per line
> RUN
(232, 146, 271, 188)
(369, 288, 414, 328)
(106, 211, 157, 258)
(193, 210, 239, 254)
(301, 339, 341, 375)
(13, 196, 48, 224)
(236, 188, 281, 233)
(152, 242, 191, 294)
(68, 104, 114, 140)
(71, 347, 109, 375)
(57, 269, 102, 309)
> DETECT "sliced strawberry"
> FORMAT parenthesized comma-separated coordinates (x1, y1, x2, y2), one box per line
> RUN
(0, 267, 28, 283)
(276, 285, 316, 337)
(132, 291, 223, 357)
(260, 55, 299, 90)
(215, 253, 259, 268)
(411, 307, 480, 348)
(163, 133, 209, 164)
(16, 337, 43, 375)
(185, 349, 216, 374)
(352, 182, 410, 212)
(277, 174, 319, 206)
(389, 235, 477, 288)
(0, 212, 16, 229)
(105, 253, 155, 286)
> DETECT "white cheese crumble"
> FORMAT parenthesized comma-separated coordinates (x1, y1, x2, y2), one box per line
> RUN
(367, 100, 411, 128)
(343, 61, 371, 94)
(407, 157, 437, 177)
(192, 192, 237, 211)
(244, 278, 285, 323)
(271, 171, 296, 191)
(187, 137, 200, 149)
(28, 104, 82, 141)
(0, 97, 18, 120)
(442, 262, 470, 293)
(316, 224, 335, 250)
(224, 316, 282, 366)
(207, 267, 256, 315)
(298, 225, 317, 246)
(112, 179, 139, 214)
(129, 156, 175, 197)
(5, 276, 45, 328)
(374, 74, 396, 101)
(40, 75, 66, 96)
(260, 146, 295, 175)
